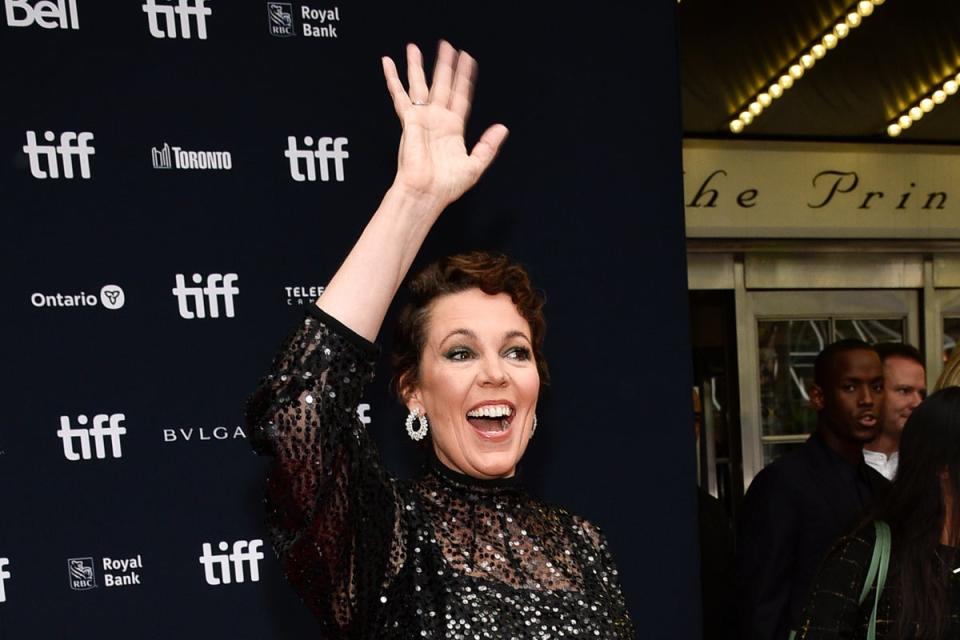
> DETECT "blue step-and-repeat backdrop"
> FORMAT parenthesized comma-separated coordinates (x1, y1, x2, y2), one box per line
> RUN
(1, 1, 697, 637)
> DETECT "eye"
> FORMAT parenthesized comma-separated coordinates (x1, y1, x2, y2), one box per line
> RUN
(504, 346, 532, 361)
(841, 384, 856, 392)
(444, 347, 475, 361)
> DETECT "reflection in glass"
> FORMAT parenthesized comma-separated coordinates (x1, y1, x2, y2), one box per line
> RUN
(943, 317, 960, 362)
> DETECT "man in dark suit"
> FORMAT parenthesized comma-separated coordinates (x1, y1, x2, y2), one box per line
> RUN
(735, 339, 890, 640)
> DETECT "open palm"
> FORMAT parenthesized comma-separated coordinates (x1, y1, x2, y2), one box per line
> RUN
(382, 42, 508, 208)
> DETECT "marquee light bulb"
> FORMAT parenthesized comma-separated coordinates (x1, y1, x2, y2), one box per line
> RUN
(932, 90, 946, 104)
(779, 75, 794, 89)
(835, 23, 850, 39)
(769, 84, 783, 99)
(739, 111, 753, 125)
(800, 54, 815, 69)
(857, 1, 874, 16)
(886, 123, 901, 137)
(758, 92, 772, 107)
(729, 119, 744, 133)
(872, 0, 884, 5)
(945, 80, 958, 95)
(920, 98, 934, 112)
(749, 101, 763, 115)
(823, 33, 838, 49)
(898, 115, 912, 129)
(909, 106, 923, 121)
(789, 64, 804, 79)
(846, 12, 861, 28)
(811, 44, 826, 59)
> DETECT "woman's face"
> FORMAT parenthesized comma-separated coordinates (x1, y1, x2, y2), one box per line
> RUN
(407, 288, 540, 479)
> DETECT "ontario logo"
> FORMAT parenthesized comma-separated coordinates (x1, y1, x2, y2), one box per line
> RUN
(31, 284, 125, 310)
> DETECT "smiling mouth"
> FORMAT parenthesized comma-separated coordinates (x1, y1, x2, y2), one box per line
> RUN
(857, 414, 878, 427)
(466, 403, 514, 436)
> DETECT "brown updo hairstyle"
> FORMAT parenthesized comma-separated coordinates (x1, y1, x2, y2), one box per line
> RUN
(392, 251, 549, 401)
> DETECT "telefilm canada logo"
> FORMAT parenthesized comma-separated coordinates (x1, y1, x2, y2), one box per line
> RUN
(143, 0, 210, 40)
(22, 130, 95, 179)
(68, 554, 143, 590)
(152, 142, 233, 171)
(31, 284, 125, 310)
(172, 273, 239, 319)
(284, 284, 324, 305)
(199, 540, 264, 586)
(0, 557, 10, 603)
(4, 0, 78, 29)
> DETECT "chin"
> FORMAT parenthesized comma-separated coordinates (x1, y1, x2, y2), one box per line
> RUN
(467, 450, 521, 478)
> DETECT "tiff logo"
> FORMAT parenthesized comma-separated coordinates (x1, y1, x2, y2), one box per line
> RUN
(58, 414, 127, 461)
(142, 0, 210, 40)
(22, 130, 95, 179)
(199, 540, 263, 586)
(172, 273, 238, 319)
(285, 136, 348, 182)
(0, 557, 9, 603)
(5, 0, 78, 29)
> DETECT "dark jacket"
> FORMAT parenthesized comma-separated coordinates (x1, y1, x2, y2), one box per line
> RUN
(735, 431, 889, 640)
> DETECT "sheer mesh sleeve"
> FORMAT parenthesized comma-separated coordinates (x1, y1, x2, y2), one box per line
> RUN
(795, 530, 874, 640)
(246, 305, 402, 638)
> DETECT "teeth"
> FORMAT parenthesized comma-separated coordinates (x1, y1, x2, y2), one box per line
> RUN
(466, 405, 512, 418)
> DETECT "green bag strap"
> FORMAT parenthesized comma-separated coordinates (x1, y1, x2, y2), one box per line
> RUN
(866, 520, 892, 640)
(789, 521, 892, 640)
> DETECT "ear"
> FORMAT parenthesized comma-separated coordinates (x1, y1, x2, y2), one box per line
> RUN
(809, 383, 825, 411)
(398, 371, 423, 412)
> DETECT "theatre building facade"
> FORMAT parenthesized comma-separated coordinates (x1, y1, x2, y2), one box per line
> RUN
(685, 139, 960, 516)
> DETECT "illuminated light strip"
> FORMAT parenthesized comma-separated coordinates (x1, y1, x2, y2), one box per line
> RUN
(728, 0, 886, 134)
(886, 71, 960, 137)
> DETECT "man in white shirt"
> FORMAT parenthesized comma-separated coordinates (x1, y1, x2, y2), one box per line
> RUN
(863, 343, 927, 480)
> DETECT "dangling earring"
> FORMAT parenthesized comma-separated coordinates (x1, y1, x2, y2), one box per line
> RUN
(406, 407, 429, 441)
(531, 414, 538, 437)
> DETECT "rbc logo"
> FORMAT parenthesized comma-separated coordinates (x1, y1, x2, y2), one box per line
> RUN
(67, 557, 96, 591)
(57, 414, 126, 461)
(199, 540, 264, 586)
(4, 0, 79, 29)
(142, 0, 211, 40)
(0, 557, 9, 603)
(172, 273, 239, 319)
(284, 136, 348, 182)
(22, 130, 95, 179)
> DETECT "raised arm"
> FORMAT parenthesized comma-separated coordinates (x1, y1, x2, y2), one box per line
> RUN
(317, 40, 508, 340)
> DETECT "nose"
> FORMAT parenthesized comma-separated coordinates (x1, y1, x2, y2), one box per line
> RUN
(478, 354, 508, 387)
(859, 386, 874, 406)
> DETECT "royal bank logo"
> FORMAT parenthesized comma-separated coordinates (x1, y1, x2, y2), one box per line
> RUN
(199, 539, 264, 586)
(0, 557, 10, 603)
(284, 284, 324, 306)
(30, 284, 125, 310)
(58, 413, 127, 461)
(172, 273, 239, 319)
(267, 2, 294, 37)
(68, 555, 142, 590)
(151, 142, 233, 170)
(68, 557, 96, 591)
(300, 4, 339, 38)
(22, 130, 95, 179)
(143, 0, 210, 40)
(285, 136, 348, 182)
(4, 0, 79, 29)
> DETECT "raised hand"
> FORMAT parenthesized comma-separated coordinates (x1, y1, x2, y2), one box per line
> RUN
(382, 41, 508, 210)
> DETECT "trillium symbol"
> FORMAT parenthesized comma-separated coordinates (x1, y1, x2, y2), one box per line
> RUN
(100, 285, 125, 310)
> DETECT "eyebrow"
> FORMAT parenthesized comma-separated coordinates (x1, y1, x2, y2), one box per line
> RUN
(440, 328, 532, 346)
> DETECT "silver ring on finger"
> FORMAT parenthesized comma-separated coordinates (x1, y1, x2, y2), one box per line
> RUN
(412, 100, 429, 106)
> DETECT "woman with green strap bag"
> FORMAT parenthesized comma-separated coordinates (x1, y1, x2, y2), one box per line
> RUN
(793, 386, 960, 639)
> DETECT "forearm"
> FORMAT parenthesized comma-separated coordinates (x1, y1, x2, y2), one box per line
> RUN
(316, 185, 445, 341)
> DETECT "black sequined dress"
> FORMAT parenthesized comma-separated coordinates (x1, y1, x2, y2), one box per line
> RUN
(246, 306, 636, 640)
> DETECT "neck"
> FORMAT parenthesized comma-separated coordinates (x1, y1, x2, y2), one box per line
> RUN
(818, 424, 864, 466)
(864, 430, 899, 456)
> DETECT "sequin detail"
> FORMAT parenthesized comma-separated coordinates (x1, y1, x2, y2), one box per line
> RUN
(247, 307, 635, 639)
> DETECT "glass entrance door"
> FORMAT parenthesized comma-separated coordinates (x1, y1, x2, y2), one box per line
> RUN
(737, 290, 920, 488)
